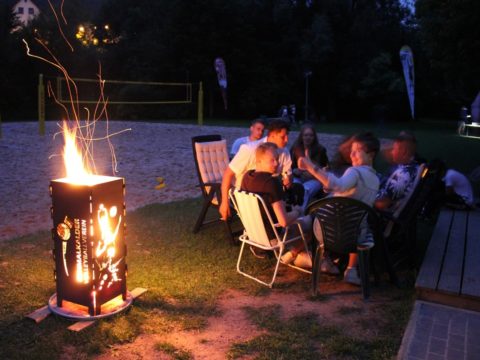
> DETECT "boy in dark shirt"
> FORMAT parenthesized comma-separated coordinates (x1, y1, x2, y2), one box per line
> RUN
(241, 142, 312, 268)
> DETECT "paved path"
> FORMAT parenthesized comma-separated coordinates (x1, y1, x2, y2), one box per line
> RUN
(398, 301, 480, 360)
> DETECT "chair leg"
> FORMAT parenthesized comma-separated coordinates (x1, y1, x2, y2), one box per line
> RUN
(358, 248, 370, 300)
(380, 236, 400, 286)
(193, 199, 213, 233)
(370, 245, 380, 286)
(236, 242, 282, 288)
(311, 246, 323, 296)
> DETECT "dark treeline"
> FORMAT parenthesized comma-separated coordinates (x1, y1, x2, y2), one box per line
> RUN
(1, 0, 479, 122)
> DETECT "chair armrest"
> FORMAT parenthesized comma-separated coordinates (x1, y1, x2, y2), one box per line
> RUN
(202, 182, 221, 187)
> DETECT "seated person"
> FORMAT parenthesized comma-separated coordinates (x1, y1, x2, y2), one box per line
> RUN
(432, 159, 475, 210)
(230, 118, 265, 158)
(375, 133, 420, 213)
(290, 124, 329, 212)
(329, 134, 354, 177)
(298, 132, 380, 285)
(220, 119, 293, 221)
(241, 142, 312, 268)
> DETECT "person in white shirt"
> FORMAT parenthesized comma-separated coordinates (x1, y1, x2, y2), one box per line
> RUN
(444, 168, 474, 209)
(298, 132, 380, 285)
(220, 119, 292, 220)
(230, 119, 265, 157)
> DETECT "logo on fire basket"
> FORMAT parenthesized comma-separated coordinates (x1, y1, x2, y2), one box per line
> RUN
(56, 216, 73, 277)
(56, 216, 73, 241)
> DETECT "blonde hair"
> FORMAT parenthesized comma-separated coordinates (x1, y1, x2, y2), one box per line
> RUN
(255, 142, 278, 161)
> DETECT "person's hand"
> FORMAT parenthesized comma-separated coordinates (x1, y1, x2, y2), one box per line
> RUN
(282, 174, 292, 188)
(298, 157, 314, 171)
(219, 200, 231, 220)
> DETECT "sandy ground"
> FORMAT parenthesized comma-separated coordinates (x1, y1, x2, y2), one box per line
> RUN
(0, 121, 343, 242)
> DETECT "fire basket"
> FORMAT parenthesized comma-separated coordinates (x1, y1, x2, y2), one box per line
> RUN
(50, 175, 127, 316)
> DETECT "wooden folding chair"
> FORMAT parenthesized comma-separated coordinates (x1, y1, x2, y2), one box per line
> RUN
(378, 164, 434, 282)
(192, 135, 237, 243)
(230, 189, 311, 288)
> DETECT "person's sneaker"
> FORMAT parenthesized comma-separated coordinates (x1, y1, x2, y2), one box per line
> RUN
(249, 246, 268, 259)
(293, 251, 312, 269)
(320, 257, 340, 275)
(280, 250, 296, 264)
(343, 267, 361, 286)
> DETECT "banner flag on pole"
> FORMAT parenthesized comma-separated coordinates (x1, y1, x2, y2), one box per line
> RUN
(399, 45, 415, 119)
(214, 57, 228, 110)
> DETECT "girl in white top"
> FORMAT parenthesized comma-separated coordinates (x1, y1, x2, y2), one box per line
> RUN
(298, 132, 380, 285)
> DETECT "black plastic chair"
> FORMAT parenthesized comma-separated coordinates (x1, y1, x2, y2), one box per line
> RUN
(307, 197, 381, 300)
(192, 135, 237, 243)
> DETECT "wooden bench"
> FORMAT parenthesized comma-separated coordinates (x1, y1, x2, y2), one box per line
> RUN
(416, 208, 480, 311)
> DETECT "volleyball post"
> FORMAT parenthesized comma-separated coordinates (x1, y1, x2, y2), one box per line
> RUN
(38, 73, 45, 135)
(197, 82, 204, 125)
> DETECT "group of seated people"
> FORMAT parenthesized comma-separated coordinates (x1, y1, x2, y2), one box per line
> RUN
(220, 119, 475, 285)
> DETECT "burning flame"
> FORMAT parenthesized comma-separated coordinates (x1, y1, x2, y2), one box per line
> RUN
(96, 204, 123, 290)
(62, 121, 92, 183)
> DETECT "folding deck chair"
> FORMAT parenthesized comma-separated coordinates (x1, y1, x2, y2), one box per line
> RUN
(378, 163, 433, 282)
(229, 189, 312, 288)
(192, 135, 236, 243)
(380, 165, 427, 264)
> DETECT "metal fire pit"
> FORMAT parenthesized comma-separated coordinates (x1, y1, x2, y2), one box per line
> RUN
(49, 176, 129, 317)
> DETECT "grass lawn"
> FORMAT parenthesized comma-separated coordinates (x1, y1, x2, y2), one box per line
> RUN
(0, 198, 419, 360)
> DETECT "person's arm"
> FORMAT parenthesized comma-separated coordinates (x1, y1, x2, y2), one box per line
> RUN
(272, 201, 302, 227)
(298, 156, 329, 185)
(281, 149, 293, 188)
(219, 167, 235, 220)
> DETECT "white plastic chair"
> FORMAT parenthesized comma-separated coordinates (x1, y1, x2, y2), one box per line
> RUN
(229, 188, 311, 288)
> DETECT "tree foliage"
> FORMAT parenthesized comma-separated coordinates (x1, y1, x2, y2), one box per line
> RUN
(0, 0, 477, 120)
(416, 0, 480, 114)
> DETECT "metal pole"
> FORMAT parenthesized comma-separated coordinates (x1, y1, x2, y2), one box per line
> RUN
(197, 82, 204, 126)
(305, 75, 309, 122)
(38, 74, 45, 135)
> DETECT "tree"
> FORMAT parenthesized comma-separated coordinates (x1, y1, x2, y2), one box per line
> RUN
(416, 0, 480, 115)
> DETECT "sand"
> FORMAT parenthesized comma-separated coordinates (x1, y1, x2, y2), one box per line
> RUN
(0, 121, 344, 242)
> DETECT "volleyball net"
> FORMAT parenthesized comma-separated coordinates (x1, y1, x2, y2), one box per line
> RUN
(55, 77, 193, 105)
(38, 75, 204, 125)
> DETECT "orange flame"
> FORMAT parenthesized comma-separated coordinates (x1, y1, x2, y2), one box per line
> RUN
(62, 121, 92, 183)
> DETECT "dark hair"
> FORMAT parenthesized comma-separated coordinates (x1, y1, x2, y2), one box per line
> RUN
(394, 132, 417, 156)
(251, 118, 265, 126)
(292, 123, 320, 150)
(352, 132, 380, 157)
(290, 123, 328, 168)
(267, 119, 290, 134)
(398, 130, 417, 144)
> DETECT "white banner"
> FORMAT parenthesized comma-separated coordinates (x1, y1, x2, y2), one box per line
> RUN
(399, 45, 415, 119)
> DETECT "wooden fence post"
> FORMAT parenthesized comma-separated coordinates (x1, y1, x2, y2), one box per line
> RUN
(197, 82, 204, 126)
